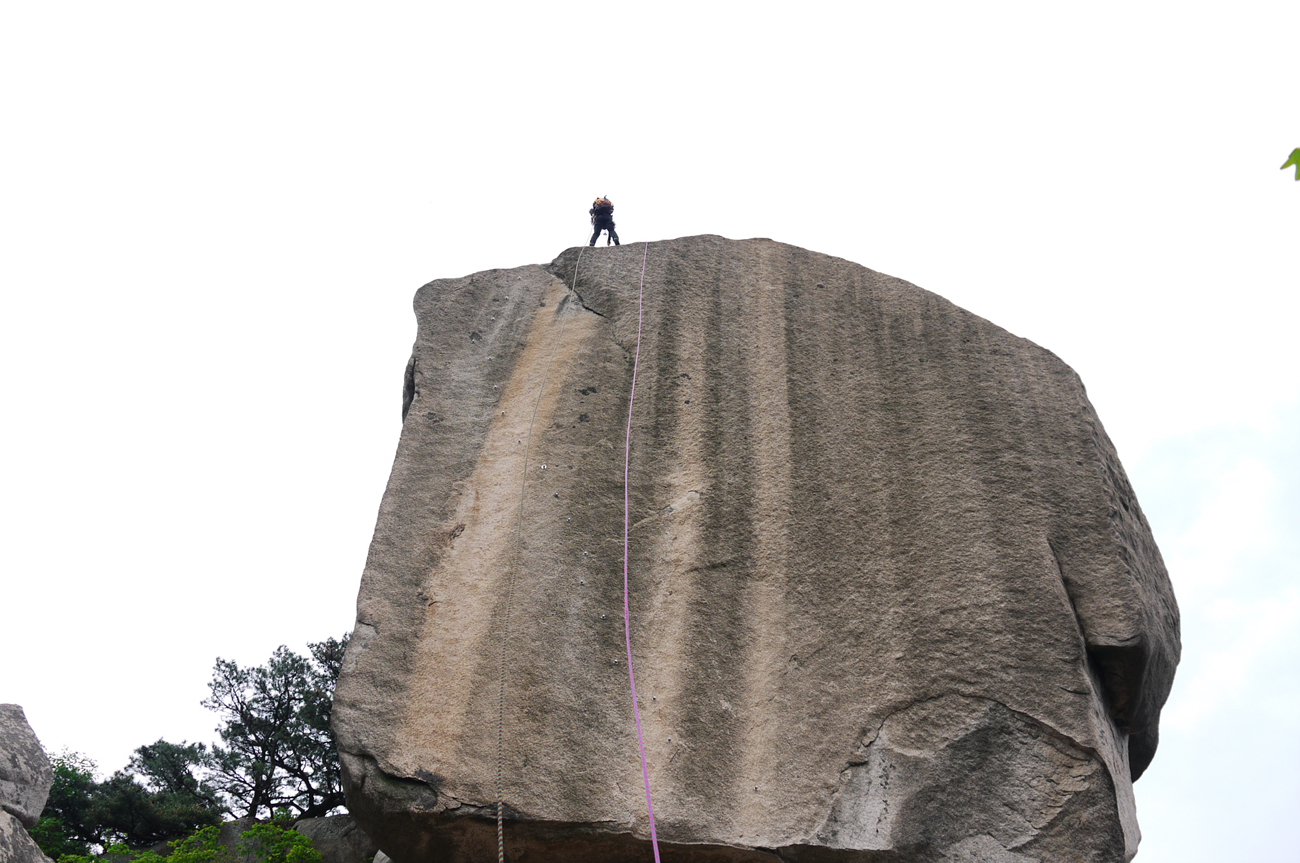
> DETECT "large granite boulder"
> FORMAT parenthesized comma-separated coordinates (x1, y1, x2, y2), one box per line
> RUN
(333, 236, 1180, 862)
(1, 704, 55, 862)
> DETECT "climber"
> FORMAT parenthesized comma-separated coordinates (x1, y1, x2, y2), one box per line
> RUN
(589, 196, 620, 246)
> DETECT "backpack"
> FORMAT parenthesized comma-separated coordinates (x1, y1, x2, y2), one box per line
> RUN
(592, 198, 613, 216)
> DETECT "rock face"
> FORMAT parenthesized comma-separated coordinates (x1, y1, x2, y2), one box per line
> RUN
(0, 815, 54, 863)
(1, 704, 55, 863)
(333, 235, 1180, 862)
(213, 816, 375, 863)
(295, 815, 380, 863)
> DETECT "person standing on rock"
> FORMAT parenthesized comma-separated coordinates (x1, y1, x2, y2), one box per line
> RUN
(589, 196, 619, 246)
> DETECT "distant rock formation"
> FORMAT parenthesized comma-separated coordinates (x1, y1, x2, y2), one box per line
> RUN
(216, 816, 376, 863)
(1, 704, 55, 863)
(294, 815, 379, 863)
(333, 236, 1180, 862)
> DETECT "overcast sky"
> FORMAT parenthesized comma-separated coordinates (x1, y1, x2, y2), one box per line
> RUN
(2, 3, 1296, 861)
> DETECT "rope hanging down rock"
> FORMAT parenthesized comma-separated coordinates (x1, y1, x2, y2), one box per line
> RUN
(496, 243, 662, 863)
(623, 242, 662, 862)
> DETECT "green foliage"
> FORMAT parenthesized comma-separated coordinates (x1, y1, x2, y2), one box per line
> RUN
(56, 827, 227, 863)
(30, 819, 87, 862)
(237, 823, 323, 863)
(1283, 148, 1300, 180)
(56, 823, 321, 863)
(148, 825, 230, 863)
(36, 632, 350, 858)
(32, 751, 103, 858)
(129, 740, 221, 806)
(93, 764, 220, 847)
(35, 744, 220, 858)
(204, 635, 349, 820)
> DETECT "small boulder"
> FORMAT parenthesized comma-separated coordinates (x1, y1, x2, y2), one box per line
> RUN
(295, 815, 379, 863)
(217, 818, 259, 863)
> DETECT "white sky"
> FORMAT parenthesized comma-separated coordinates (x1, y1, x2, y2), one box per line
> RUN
(2, 3, 1296, 861)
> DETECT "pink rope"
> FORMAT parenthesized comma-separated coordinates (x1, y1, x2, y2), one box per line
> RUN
(623, 242, 661, 862)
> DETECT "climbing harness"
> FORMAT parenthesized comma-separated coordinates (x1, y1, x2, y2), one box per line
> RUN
(495, 243, 661, 862)
(623, 242, 662, 861)
(496, 247, 584, 863)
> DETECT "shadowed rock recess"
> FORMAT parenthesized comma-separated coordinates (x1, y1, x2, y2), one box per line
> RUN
(333, 235, 1180, 863)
